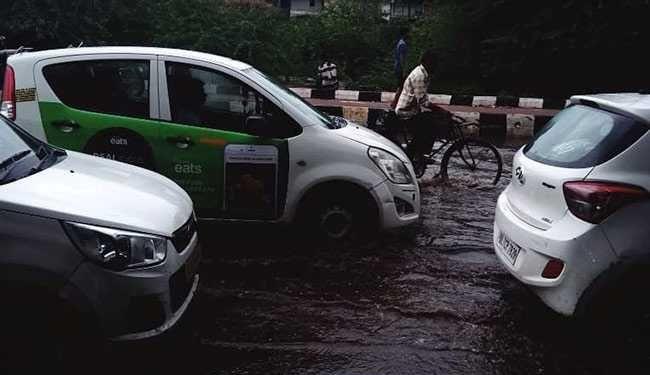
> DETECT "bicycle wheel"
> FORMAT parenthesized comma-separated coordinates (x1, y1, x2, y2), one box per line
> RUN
(440, 138, 503, 186)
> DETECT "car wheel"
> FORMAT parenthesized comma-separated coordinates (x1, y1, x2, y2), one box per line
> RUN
(0, 288, 101, 374)
(299, 185, 377, 243)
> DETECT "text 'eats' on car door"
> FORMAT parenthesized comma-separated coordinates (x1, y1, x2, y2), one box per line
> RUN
(158, 59, 299, 219)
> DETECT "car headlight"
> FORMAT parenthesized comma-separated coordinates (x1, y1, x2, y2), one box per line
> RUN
(368, 147, 413, 184)
(64, 222, 167, 270)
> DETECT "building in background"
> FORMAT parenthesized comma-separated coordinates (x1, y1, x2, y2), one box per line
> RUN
(225, 0, 430, 19)
(274, 0, 326, 16)
(382, 0, 430, 20)
(224, 0, 275, 6)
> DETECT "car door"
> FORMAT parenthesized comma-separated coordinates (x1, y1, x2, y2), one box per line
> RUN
(34, 54, 162, 171)
(157, 58, 297, 220)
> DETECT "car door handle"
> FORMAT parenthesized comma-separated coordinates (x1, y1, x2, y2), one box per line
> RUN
(166, 136, 194, 149)
(51, 119, 80, 133)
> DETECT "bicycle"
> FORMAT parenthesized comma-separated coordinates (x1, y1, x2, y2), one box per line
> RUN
(371, 111, 503, 186)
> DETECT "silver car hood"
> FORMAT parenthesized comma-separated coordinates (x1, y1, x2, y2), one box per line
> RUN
(0, 151, 193, 237)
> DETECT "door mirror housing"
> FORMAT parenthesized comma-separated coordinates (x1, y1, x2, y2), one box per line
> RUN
(244, 115, 274, 138)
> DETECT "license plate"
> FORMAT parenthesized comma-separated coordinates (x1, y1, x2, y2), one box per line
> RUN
(185, 246, 201, 280)
(498, 232, 521, 265)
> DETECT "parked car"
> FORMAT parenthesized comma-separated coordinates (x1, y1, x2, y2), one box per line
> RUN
(1, 47, 420, 240)
(0, 113, 200, 367)
(493, 94, 650, 318)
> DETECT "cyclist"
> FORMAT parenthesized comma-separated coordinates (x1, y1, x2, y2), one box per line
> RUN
(394, 49, 451, 162)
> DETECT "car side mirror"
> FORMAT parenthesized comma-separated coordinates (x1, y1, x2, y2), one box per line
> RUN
(244, 115, 273, 138)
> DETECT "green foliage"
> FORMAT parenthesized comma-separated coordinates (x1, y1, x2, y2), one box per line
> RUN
(152, 0, 291, 76)
(0, 0, 112, 48)
(407, 1, 473, 89)
(470, 0, 650, 95)
(2, 0, 649, 96)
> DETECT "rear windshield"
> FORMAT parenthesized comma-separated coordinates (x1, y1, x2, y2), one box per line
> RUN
(524, 104, 648, 168)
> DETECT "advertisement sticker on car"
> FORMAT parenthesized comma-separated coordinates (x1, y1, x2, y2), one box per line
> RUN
(223, 144, 279, 220)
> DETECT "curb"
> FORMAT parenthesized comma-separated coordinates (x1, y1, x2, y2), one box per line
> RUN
(290, 87, 570, 110)
(311, 103, 554, 145)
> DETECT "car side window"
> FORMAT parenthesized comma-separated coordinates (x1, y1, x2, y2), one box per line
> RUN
(43, 60, 150, 119)
(165, 62, 300, 138)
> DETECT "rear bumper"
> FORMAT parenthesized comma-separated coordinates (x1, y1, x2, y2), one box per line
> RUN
(493, 192, 617, 315)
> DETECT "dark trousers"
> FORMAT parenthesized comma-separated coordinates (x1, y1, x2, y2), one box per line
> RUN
(395, 70, 404, 88)
(404, 111, 451, 158)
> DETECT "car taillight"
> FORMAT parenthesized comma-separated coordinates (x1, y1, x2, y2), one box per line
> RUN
(1, 65, 16, 120)
(542, 258, 564, 279)
(563, 181, 649, 224)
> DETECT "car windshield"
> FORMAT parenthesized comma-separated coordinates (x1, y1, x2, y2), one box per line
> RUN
(0, 116, 62, 184)
(524, 104, 648, 168)
(245, 68, 337, 129)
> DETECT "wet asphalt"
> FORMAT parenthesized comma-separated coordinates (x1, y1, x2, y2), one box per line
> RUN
(104, 147, 650, 375)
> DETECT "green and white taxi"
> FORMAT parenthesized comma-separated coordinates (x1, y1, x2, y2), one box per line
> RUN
(2, 47, 420, 239)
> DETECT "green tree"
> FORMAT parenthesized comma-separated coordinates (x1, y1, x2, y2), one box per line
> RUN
(0, 0, 112, 48)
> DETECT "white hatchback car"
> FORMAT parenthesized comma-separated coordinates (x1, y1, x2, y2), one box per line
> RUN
(494, 94, 650, 316)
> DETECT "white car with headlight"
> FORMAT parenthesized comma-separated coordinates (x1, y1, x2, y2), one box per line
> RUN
(2, 47, 420, 241)
(0, 113, 200, 366)
(494, 94, 650, 317)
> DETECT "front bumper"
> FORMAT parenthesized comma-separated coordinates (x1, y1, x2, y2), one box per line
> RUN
(61, 231, 201, 339)
(493, 192, 617, 316)
(371, 179, 420, 230)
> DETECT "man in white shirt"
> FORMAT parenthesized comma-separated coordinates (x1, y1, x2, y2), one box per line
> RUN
(318, 57, 338, 89)
(395, 49, 450, 159)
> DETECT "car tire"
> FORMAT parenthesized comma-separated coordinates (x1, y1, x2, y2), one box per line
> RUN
(581, 265, 650, 349)
(298, 184, 378, 244)
(0, 287, 101, 374)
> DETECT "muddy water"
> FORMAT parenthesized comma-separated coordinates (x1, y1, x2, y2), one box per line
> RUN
(103, 147, 650, 375)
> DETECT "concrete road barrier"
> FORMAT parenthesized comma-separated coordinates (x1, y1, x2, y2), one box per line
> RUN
(290, 87, 570, 109)
(292, 87, 562, 143)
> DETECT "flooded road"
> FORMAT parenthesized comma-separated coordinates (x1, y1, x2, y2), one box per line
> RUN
(105, 147, 650, 375)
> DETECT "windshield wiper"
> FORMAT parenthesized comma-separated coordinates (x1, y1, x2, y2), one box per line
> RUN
(0, 149, 35, 183)
(31, 145, 64, 173)
(0, 150, 33, 171)
(330, 116, 348, 129)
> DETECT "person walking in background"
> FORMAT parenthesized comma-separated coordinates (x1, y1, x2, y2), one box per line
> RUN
(390, 27, 409, 109)
(317, 55, 338, 90)
(394, 28, 409, 87)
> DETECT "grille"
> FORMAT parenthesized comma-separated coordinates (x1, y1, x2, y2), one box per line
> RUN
(172, 216, 197, 253)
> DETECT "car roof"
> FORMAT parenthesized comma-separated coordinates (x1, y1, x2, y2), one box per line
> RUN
(571, 93, 650, 124)
(7, 46, 252, 71)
